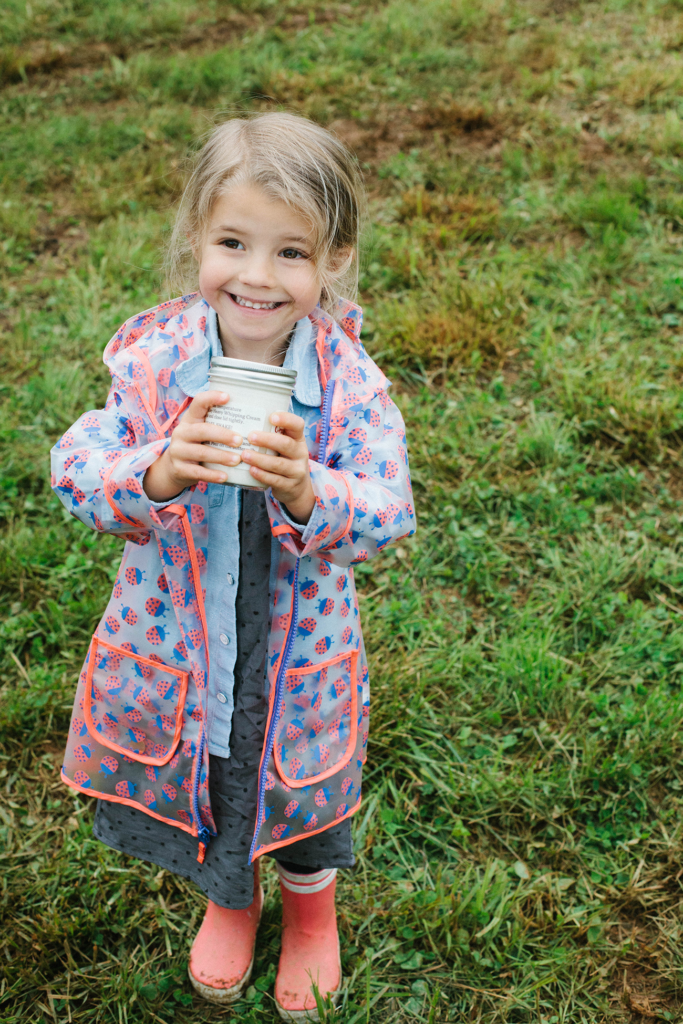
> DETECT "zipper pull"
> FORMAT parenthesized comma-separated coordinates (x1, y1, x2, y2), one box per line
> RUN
(196, 825, 211, 864)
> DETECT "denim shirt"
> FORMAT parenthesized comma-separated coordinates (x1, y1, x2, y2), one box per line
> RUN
(165, 308, 321, 757)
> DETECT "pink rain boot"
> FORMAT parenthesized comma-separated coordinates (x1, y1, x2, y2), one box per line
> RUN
(274, 865, 342, 1022)
(188, 860, 263, 1004)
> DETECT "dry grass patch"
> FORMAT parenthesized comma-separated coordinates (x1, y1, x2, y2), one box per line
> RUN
(398, 188, 502, 240)
(373, 291, 524, 377)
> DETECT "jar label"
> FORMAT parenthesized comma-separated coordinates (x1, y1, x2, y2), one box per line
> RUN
(205, 402, 268, 453)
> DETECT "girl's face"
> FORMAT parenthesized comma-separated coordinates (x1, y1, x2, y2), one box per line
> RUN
(198, 183, 322, 363)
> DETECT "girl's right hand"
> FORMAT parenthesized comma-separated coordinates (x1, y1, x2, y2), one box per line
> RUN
(143, 392, 242, 502)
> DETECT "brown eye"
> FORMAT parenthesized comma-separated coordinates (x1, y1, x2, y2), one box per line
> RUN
(222, 238, 244, 250)
(280, 248, 306, 259)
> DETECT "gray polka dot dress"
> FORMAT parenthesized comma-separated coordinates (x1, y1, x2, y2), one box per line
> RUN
(93, 490, 354, 908)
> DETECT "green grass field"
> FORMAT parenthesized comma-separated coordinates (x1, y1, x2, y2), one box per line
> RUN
(3, 0, 683, 1020)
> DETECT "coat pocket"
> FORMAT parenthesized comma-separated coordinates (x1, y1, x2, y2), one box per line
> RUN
(83, 635, 190, 766)
(274, 648, 359, 787)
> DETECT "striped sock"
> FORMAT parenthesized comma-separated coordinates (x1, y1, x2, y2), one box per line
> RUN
(276, 864, 337, 895)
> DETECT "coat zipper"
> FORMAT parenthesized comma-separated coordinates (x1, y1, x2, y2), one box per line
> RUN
(193, 731, 211, 861)
(249, 379, 336, 862)
(317, 377, 336, 463)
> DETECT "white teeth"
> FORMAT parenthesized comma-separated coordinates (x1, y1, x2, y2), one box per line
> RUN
(233, 295, 280, 310)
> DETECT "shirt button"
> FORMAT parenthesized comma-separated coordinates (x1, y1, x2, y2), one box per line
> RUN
(226, 573, 234, 585)
(217, 692, 228, 704)
(219, 632, 229, 646)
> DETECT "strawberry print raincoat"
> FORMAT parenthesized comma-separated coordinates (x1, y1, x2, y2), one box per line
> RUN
(51, 293, 415, 863)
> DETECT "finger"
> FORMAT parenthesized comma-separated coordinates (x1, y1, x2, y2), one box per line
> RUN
(173, 461, 231, 485)
(173, 442, 242, 466)
(269, 411, 305, 438)
(241, 449, 302, 477)
(176, 421, 244, 448)
(185, 391, 230, 421)
(246, 464, 289, 489)
(246, 430, 302, 456)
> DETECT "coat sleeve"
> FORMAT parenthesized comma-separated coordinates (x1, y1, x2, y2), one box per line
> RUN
(267, 388, 415, 568)
(50, 373, 177, 537)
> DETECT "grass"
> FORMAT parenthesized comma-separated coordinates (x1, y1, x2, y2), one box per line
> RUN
(3, 0, 683, 1020)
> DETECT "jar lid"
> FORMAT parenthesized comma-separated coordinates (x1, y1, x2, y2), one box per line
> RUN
(210, 356, 297, 383)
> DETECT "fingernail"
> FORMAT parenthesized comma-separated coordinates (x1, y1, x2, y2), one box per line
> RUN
(232, 434, 242, 445)
(271, 414, 280, 424)
(226, 454, 240, 465)
(248, 433, 258, 443)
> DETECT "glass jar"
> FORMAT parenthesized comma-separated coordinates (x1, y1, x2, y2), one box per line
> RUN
(203, 356, 297, 489)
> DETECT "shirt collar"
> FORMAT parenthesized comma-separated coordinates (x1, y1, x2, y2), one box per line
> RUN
(176, 304, 321, 407)
(284, 315, 322, 407)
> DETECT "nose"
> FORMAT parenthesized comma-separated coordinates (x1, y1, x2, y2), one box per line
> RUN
(238, 248, 277, 291)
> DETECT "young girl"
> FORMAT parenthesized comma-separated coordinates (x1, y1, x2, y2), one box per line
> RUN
(52, 113, 414, 1020)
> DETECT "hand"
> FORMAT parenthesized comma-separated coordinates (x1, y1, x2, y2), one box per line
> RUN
(240, 412, 315, 524)
(143, 391, 243, 502)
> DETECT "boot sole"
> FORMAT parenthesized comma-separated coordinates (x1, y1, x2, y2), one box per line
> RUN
(188, 887, 264, 1006)
(188, 949, 255, 1005)
(275, 971, 342, 1022)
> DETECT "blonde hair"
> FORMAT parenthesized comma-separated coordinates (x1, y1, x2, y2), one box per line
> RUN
(166, 112, 364, 319)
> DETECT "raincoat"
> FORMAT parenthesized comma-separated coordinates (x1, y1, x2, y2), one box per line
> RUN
(51, 293, 415, 863)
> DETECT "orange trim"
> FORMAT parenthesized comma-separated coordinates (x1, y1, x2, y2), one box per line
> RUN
(272, 524, 299, 537)
(61, 768, 197, 836)
(84, 635, 189, 766)
(252, 793, 362, 861)
(129, 343, 161, 434)
(273, 649, 359, 788)
(339, 473, 356, 548)
(167, 504, 209, 652)
(133, 382, 164, 440)
(102, 454, 140, 528)
(160, 395, 191, 435)
(326, 471, 354, 549)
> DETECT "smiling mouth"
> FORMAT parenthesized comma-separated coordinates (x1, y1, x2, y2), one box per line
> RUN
(231, 293, 286, 310)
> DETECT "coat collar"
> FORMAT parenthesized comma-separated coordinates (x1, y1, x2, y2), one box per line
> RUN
(175, 301, 322, 407)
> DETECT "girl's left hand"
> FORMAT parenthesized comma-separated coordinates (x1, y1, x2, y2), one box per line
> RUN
(239, 412, 315, 524)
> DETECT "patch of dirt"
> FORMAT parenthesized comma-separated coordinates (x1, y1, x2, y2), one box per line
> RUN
(520, 37, 560, 74)
(545, 0, 580, 15)
(604, 903, 683, 1021)
(578, 128, 613, 168)
(4, 39, 133, 82)
(416, 101, 493, 134)
(282, 4, 353, 30)
(329, 104, 506, 178)
(664, 464, 683, 500)
(329, 111, 421, 167)
(12, 214, 90, 277)
(615, 966, 681, 1022)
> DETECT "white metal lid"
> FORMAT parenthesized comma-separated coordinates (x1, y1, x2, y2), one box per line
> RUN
(210, 356, 297, 383)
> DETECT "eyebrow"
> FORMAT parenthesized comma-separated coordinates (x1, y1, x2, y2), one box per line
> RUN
(215, 225, 310, 245)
